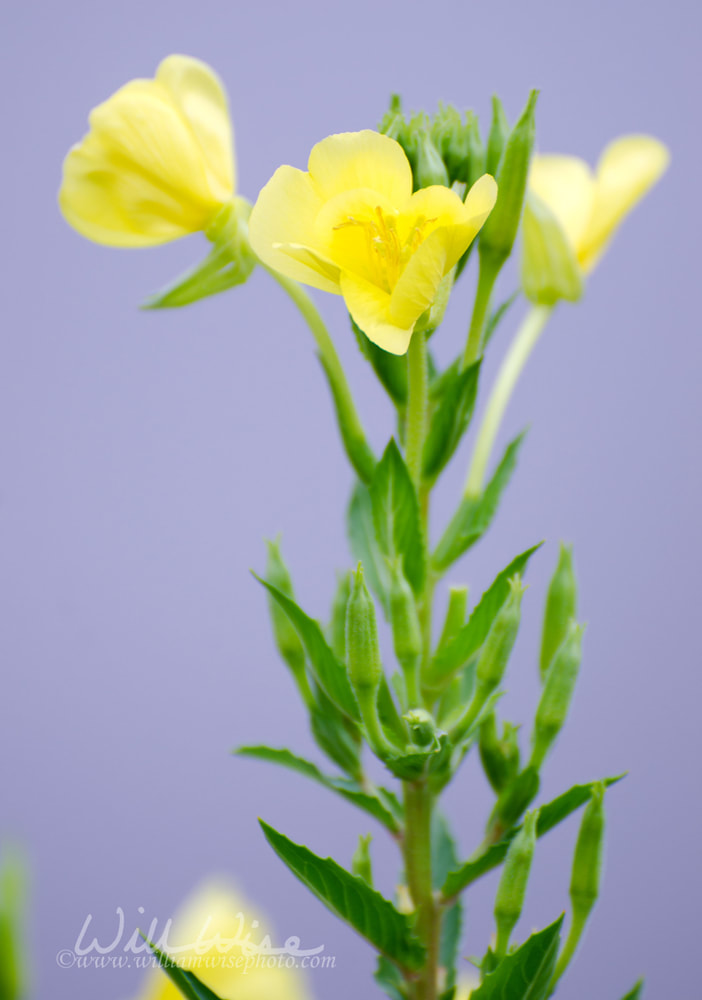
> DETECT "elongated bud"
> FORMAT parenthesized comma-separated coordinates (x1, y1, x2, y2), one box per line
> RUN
(570, 783, 605, 918)
(465, 113, 486, 188)
(265, 539, 312, 705)
(539, 544, 578, 682)
(413, 127, 450, 189)
(480, 713, 520, 794)
(346, 564, 382, 695)
(352, 834, 373, 886)
(437, 585, 469, 654)
(476, 577, 526, 692)
(494, 809, 539, 956)
(485, 95, 509, 175)
(379, 94, 406, 142)
(521, 191, 584, 306)
(480, 90, 538, 267)
(487, 765, 540, 843)
(328, 570, 352, 663)
(388, 561, 422, 705)
(531, 621, 585, 768)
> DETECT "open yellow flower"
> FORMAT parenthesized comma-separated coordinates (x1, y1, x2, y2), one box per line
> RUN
(522, 135, 669, 303)
(59, 55, 235, 247)
(135, 881, 309, 1000)
(249, 130, 497, 354)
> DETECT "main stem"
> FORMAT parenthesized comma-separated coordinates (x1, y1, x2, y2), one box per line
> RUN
(405, 330, 429, 490)
(464, 304, 552, 497)
(404, 781, 439, 1000)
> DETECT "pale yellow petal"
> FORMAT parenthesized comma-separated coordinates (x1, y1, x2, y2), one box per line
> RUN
(579, 134, 670, 271)
(156, 54, 235, 203)
(529, 155, 595, 257)
(389, 228, 448, 328)
(340, 271, 414, 355)
(248, 165, 340, 293)
(308, 130, 412, 204)
(59, 79, 223, 246)
(315, 187, 399, 286)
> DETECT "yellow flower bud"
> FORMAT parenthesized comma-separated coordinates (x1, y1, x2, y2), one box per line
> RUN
(59, 55, 236, 247)
(521, 135, 669, 303)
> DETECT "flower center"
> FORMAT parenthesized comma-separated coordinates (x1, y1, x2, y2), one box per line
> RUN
(333, 206, 435, 293)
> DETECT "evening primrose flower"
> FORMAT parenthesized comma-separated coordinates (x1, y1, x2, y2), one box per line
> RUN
(59, 55, 236, 246)
(135, 881, 308, 1000)
(249, 130, 497, 354)
(522, 135, 669, 304)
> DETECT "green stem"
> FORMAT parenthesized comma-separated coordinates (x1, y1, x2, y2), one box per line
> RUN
(405, 330, 429, 490)
(462, 254, 500, 369)
(267, 268, 375, 483)
(464, 304, 552, 497)
(404, 781, 439, 1000)
(549, 909, 589, 993)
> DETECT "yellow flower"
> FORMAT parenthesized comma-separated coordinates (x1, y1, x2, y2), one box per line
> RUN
(249, 130, 497, 354)
(59, 55, 235, 247)
(134, 881, 309, 1000)
(522, 135, 669, 303)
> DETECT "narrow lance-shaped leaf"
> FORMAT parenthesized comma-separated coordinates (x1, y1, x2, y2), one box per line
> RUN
(620, 980, 645, 1000)
(234, 746, 402, 833)
(259, 821, 425, 971)
(253, 574, 360, 722)
(370, 441, 426, 595)
(422, 360, 481, 482)
(144, 940, 225, 1000)
(441, 775, 624, 899)
(352, 317, 408, 407)
(433, 432, 527, 572)
(425, 543, 543, 692)
(469, 916, 564, 1000)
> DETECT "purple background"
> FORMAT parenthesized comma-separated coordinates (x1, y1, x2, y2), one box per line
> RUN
(2, 1, 699, 997)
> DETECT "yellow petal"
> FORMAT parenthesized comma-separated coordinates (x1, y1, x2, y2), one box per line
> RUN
(248, 165, 340, 293)
(340, 271, 414, 355)
(59, 79, 224, 246)
(308, 130, 412, 204)
(529, 155, 595, 258)
(579, 134, 670, 271)
(156, 54, 235, 204)
(315, 187, 399, 286)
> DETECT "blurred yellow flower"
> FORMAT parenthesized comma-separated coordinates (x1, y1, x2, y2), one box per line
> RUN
(522, 135, 669, 303)
(135, 881, 309, 1000)
(59, 55, 235, 247)
(249, 130, 497, 354)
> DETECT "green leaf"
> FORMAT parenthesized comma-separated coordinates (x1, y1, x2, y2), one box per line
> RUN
(259, 821, 425, 971)
(432, 812, 463, 992)
(620, 980, 644, 1000)
(422, 360, 481, 482)
(375, 955, 408, 1000)
(235, 746, 402, 833)
(483, 292, 519, 350)
(145, 940, 224, 1000)
(253, 575, 360, 722)
(348, 482, 391, 615)
(352, 318, 408, 407)
(426, 544, 542, 691)
(309, 688, 362, 778)
(370, 441, 426, 595)
(433, 432, 527, 572)
(441, 775, 624, 899)
(469, 917, 563, 1000)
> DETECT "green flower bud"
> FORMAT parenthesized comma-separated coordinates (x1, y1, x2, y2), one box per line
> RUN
(412, 125, 450, 190)
(437, 585, 469, 653)
(351, 833, 374, 886)
(476, 576, 526, 692)
(265, 538, 312, 706)
(494, 809, 539, 957)
(531, 621, 585, 769)
(346, 564, 383, 695)
(521, 191, 584, 306)
(465, 113, 486, 188)
(540, 544, 578, 682)
(403, 708, 439, 748)
(328, 570, 352, 663)
(487, 765, 540, 843)
(379, 93, 406, 142)
(570, 783, 605, 917)
(479, 713, 520, 794)
(480, 90, 538, 268)
(485, 95, 509, 176)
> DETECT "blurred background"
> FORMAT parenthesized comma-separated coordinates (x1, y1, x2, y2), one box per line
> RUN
(1, 0, 699, 997)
